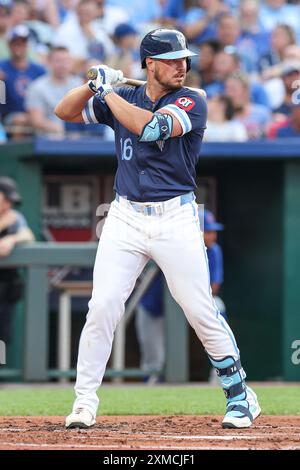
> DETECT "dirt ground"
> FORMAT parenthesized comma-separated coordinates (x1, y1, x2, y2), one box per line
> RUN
(0, 415, 299, 450)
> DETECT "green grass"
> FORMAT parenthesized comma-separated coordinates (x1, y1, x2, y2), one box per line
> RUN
(0, 385, 299, 416)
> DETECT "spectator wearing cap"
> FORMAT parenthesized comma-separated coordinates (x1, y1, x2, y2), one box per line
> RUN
(0, 0, 13, 60)
(202, 209, 226, 315)
(271, 62, 300, 117)
(107, 23, 142, 79)
(0, 24, 46, 139)
(0, 177, 35, 346)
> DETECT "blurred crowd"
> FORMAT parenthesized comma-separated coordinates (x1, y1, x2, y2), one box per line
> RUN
(1, 0, 300, 142)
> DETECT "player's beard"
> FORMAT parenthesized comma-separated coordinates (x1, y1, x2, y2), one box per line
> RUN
(154, 65, 186, 91)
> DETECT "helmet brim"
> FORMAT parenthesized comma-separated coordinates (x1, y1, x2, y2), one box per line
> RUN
(149, 49, 198, 60)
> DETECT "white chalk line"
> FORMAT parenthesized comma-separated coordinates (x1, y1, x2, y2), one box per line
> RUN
(0, 441, 275, 450)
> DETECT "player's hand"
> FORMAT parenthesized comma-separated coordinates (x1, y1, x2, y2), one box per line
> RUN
(88, 65, 124, 94)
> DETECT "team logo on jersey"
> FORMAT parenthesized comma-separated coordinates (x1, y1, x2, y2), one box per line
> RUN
(175, 96, 195, 111)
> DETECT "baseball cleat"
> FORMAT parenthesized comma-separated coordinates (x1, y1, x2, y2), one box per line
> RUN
(222, 387, 261, 429)
(65, 407, 96, 429)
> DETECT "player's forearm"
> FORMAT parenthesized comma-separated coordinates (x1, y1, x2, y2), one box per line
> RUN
(104, 92, 153, 135)
(55, 84, 94, 121)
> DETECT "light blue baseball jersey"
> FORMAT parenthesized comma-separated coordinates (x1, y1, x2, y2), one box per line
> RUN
(82, 84, 207, 202)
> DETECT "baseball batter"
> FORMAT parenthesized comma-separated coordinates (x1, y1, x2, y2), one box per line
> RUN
(55, 28, 261, 430)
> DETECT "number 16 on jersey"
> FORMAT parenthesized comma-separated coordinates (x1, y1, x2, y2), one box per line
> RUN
(120, 138, 133, 161)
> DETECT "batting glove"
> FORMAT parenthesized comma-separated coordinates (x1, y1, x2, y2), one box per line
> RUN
(88, 65, 124, 95)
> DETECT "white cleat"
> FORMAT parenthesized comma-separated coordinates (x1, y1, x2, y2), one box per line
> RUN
(65, 407, 96, 429)
(222, 387, 261, 429)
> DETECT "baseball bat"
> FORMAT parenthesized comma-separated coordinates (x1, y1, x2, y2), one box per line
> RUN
(87, 67, 207, 98)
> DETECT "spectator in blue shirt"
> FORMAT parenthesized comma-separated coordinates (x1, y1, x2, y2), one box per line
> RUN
(273, 103, 300, 138)
(202, 209, 226, 320)
(205, 49, 270, 107)
(0, 24, 45, 139)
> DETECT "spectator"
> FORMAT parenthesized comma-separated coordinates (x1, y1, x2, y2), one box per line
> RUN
(135, 267, 165, 383)
(0, 177, 34, 346)
(0, 0, 13, 61)
(272, 61, 300, 116)
(193, 39, 222, 89)
(57, 0, 79, 23)
(26, 46, 83, 136)
(28, 0, 59, 28)
(183, 0, 230, 45)
(0, 24, 46, 139)
(204, 94, 248, 142)
(108, 23, 142, 79)
(259, 24, 296, 73)
(202, 209, 226, 320)
(259, 0, 300, 42)
(283, 44, 300, 64)
(238, 0, 270, 75)
(10, 0, 29, 28)
(160, 0, 185, 25)
(205, 49, 270, 107)
(272, 103, 300, 138)
(53, 0, 115, 74)
(216, 13, 257, 74)
(105, 0, 163, 32)
(224, 71, 272, 139)
(202, 208, 227, 384)
(94, 0, 129, 36)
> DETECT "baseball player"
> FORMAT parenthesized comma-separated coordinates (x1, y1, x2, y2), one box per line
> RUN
(55, 28, 261, 430)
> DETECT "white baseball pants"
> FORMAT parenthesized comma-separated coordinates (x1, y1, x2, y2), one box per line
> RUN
(73, 194, 240, 416)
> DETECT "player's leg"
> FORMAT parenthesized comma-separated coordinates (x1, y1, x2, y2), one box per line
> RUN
(66, 201, 149, 428)
(151, 201, 260, 428)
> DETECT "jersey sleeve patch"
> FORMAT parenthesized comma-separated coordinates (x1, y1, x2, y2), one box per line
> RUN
(175, 96, 195, 111)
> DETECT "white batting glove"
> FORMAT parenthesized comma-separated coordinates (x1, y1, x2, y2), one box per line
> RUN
(88, 65, 124, 94)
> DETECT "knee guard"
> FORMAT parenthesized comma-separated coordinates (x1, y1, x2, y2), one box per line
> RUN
(208, 355, 247, 402)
